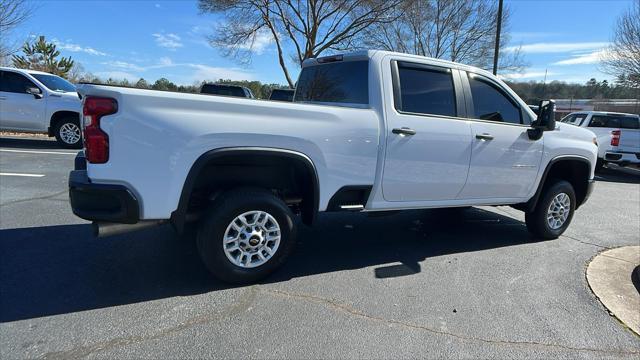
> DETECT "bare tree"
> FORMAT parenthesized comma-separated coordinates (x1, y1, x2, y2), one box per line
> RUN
(361, 0, 526, 73)
(198, 0, 401, 87)
(601, 0, 640, 88)
(0, 0, 32, 63)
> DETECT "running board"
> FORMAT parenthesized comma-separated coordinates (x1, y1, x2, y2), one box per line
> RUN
(339, 204, 364, 211)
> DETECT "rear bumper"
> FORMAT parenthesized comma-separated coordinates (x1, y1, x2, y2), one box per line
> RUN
(68, 153, 140, 224)
(604, 151, 640, 165)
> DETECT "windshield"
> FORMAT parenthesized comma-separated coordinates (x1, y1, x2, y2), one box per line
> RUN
(31, 74, 76, 93)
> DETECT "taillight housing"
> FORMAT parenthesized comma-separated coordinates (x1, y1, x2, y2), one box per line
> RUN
(83, 97, 117, 163)
(610, 130, 621, 147)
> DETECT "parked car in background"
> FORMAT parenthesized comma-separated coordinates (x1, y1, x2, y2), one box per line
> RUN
(0, 67, 82, 148)
(560, 111, 640, 170)
(269, 88, 294, 102)
(200, 83, 254, 98)
(70, 50, 597, 284)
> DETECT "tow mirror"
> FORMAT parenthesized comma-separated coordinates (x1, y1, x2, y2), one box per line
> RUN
(26, 87, 43, 99)
(528, 100, 556, 140)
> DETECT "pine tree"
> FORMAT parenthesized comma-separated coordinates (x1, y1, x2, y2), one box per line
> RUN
(11, 36, 74, 77)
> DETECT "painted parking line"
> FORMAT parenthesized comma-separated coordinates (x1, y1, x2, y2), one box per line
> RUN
(0, 149, 78, 155)
(0, 172, 46, 178)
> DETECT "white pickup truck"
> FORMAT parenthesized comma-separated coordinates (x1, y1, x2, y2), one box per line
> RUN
(0, 67, 82, 148)
(69, 50, 597, 283)
(560, 111, 640, 170)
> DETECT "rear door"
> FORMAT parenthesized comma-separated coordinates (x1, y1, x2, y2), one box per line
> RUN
(0, 70, 46, 131)
(457, 71, 543, 200)
(382, 61, 472, 201)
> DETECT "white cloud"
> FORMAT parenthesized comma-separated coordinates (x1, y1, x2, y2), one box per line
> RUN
(158, 57, 173, 66)
(187, 64, 254, 82)
(155, 3, 161, 8)
(53, 39, 107, 56)
(102, 60, 145, 71)
(234, 28, 274, 55)
(552, 49, 609, 65)
(500, 71, 557, 80)
(505, 42, 610, 54)
(152, 33, 183, 50)
(94, 71, 139, 82)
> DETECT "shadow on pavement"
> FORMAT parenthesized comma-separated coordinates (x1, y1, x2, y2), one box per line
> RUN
(0, 137, 62, 150)
(0, 207, 534, 322)
(595, 165, 640, 184)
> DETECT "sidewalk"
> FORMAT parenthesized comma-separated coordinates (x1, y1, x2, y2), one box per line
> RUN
(587, 246, 640, 335)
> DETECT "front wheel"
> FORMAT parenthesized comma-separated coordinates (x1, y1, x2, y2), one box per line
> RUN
(54, 118, 82, 149)
(525, 180, 576, 240)
(196, 188, 297, 284)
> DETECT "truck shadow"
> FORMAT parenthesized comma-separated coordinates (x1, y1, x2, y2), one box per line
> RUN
(0, 207, 533, 322)
(594, 165, 640, 184)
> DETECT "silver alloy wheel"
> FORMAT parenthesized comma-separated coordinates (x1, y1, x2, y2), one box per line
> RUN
(59, 122, 81, 145)
(547, 192, 571, 230)
(223, 210, 281, 268)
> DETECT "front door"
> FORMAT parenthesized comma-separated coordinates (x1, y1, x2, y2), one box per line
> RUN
(0, 71, 46, 131)
(382, 61, 472, 201)
(458, 72, 543, 199)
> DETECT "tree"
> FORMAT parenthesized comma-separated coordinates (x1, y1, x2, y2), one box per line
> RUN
(152, 78, 178, 91)
(135, 78, 150, 89)
(0, 0, 32, 63)
(198, 0, 402, 87)
(601, 0, 640, 88)
(12, 36, 74, 77)
(361, 0, 526, 73)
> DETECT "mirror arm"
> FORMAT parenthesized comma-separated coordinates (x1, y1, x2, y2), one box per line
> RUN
(527, 127, 543, 141)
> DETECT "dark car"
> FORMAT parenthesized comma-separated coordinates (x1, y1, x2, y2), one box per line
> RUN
(201, 83, 254, 98)
(269, 88, 295, 102)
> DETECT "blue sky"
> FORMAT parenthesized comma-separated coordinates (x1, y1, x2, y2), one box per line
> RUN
(7, 0, 633, 85)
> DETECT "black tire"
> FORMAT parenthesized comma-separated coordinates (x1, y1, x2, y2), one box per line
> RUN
(595, 158, 605, 173)
(53, 118, 82, 149)
(525, 180, 576, 240)
(196, 188, 297, 284)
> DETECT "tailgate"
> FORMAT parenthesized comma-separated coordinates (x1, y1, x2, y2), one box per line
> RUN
(618, 129, 640, 152)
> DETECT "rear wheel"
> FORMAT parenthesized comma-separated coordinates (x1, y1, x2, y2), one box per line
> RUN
(54, 118, 82, 149)
(525, 180, 576, 240)
(196, 188, 297, 284)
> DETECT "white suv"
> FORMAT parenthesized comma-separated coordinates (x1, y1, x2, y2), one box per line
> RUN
(560, 111, 640, 170)
(0, 67, 82, 148)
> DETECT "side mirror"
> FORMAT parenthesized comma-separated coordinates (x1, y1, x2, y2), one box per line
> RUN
(535, 100, 556, 131)
(26, 87, 43, 99)
(528, 100, 555, 140)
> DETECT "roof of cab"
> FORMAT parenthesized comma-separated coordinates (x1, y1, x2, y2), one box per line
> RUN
(301, 50, 495, 78)
(0, 66, 55, 76)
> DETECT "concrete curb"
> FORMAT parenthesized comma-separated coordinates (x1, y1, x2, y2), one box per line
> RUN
(586, 246, 640, 336)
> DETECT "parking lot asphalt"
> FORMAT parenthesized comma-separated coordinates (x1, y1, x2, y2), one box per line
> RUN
(1, 136, 639, 359)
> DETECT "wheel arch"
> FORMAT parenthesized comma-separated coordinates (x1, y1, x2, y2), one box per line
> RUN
(48, 110, 80, 136)
(525, 156, 592, 212)
(170, 147, 320, 233)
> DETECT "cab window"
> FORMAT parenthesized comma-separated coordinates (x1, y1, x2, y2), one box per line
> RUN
(0, 71, 38, 94)
(468, 74, 522, 124)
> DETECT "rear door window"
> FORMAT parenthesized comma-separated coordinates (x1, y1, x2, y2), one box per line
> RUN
(294, 60, 368, 105)
(394, 62, 457, 117)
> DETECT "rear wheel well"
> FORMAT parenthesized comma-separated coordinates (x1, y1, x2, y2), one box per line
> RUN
(525, 158, 591, 211)
(49, 111, 80, 136)
(172, 149, 319, 233)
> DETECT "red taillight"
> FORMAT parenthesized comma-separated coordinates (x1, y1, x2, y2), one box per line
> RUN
(83, 97, 117, 163)
(610, 130, 621, 147)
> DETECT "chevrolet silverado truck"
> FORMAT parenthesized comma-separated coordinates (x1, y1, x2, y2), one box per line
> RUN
(69, 50, 597, 283)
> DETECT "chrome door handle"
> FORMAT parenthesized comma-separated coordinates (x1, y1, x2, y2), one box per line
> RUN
(475, 133, 494, 141)
(392, 127, 416, 136)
